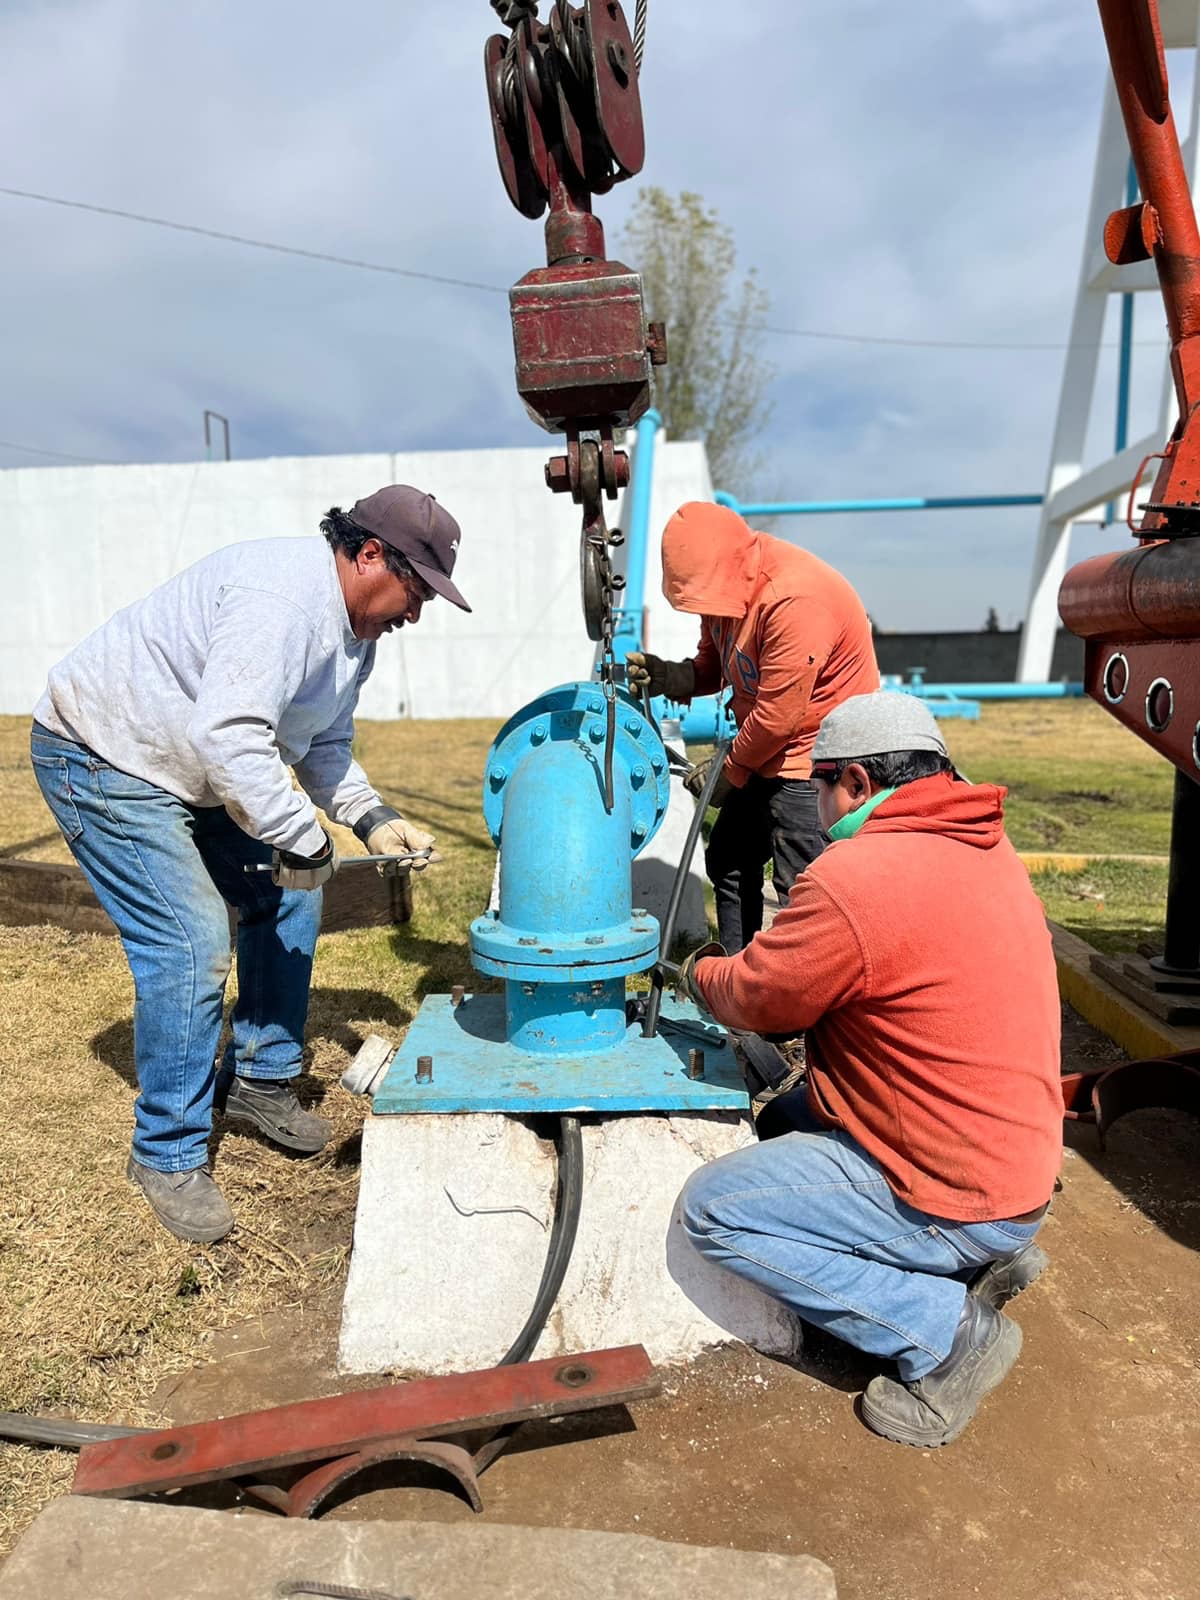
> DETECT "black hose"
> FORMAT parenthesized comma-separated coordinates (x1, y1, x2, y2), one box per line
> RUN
(642, 740, 732, 1039)
(474, 1113, 585, 1476)
(497, 1115, 584, 1366)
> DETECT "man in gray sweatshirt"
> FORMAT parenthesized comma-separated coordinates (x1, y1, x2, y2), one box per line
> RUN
(31, 485, 469, 1243)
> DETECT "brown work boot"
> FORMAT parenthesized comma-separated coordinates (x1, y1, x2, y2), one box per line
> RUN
(223, 1076, 332, 1154)
(126, 1157, 234, 1243)
(860, 1296, 1022, 1448)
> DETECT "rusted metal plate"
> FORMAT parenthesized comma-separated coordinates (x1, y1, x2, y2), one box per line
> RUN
(73, 1346, 658, 1500)
(1061, 1054, 1200, 1149)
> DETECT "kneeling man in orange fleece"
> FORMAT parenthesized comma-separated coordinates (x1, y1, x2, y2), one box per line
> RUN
(679, 690, 1062, 1448)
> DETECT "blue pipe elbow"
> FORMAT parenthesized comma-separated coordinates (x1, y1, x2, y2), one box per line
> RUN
(469, 682, 671, 1055)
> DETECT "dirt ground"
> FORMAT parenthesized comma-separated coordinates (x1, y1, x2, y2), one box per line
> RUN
(106, 1006, 1199, 1600)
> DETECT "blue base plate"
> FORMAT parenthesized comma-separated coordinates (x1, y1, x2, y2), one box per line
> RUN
(372, 992, 750, 1114)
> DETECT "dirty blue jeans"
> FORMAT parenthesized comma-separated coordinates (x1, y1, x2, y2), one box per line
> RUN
(680, 1089, 1044, 1381)
(31, 723, 322, 1173)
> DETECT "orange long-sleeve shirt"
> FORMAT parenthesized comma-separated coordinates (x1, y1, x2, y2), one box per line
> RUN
(662, 503, 878, 784)
(692, 774, 1064, 1221)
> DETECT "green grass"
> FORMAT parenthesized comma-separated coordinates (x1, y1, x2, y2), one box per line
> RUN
(1028, 858, 1168, 957)
(939, 699, 1173, 855)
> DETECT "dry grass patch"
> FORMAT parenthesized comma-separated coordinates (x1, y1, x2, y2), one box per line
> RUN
(0, 716, 503, 1553)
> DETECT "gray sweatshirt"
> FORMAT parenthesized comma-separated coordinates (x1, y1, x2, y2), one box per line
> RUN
(35, 537, 383, 857)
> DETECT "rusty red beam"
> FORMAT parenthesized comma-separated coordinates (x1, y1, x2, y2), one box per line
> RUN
(1095, 0, 1200, 529)
(73, 1345, 658, 1500)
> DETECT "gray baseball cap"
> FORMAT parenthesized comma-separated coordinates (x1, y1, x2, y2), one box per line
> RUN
(811, 690, 948, 767)
(350, 485, 471, 612)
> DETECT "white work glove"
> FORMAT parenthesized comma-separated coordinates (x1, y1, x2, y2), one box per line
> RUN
(272, 829, 339, 891)
(355, 805, 440, 874)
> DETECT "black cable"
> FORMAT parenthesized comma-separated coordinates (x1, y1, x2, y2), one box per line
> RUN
(0, 187, 1162, 354)
(473, 1113, 585, 1477)
(496, 1114, 584, 1368)
(642, 739, 732, 1039)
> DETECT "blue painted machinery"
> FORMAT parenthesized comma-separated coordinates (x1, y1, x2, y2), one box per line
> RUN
(371, 680, 747, 1116)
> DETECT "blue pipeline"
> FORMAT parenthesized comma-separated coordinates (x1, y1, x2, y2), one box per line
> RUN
(905, 681, 1083, 700)
(661, 681, 1082, 746)
(714, 491, 1043, 516)
(469, 682, 669, 1055)
(611, 409, 661, 662)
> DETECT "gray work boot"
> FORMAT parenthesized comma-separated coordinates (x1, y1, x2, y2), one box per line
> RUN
(860, 1296, 1022, 1448)
(222, 1076, 332, 1154)
(126, 1157, 234, 1244)
(969, 1241, 1049, 1310)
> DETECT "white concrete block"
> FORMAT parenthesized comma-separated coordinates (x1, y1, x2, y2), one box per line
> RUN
(338, 1110, 801, 1375)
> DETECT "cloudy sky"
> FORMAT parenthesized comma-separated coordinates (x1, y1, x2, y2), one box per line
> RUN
(0, 1, 1189, 627)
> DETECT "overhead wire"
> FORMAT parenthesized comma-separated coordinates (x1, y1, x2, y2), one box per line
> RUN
(0, 184, 1169, 354)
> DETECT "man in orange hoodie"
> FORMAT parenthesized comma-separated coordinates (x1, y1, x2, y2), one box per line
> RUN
(627, 502, 877, 951)
(678, 690, 1062, 1448)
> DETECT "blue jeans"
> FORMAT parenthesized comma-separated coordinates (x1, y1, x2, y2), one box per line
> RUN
(681, 1090, 1043, 1381)
(31, 723, 323, 1172)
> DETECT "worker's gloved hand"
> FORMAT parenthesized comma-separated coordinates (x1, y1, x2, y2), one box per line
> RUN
(625, 651, 695, 704)
(684, 754, 735, 809)
(676, 941, 728, 1009)
(272, 830, 339, 891)
(357, 805, 440, 874)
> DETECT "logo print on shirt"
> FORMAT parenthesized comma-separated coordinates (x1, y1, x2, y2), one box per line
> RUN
(714, 622, 759, 697)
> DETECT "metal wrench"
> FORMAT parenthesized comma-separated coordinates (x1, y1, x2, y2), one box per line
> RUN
(244, 849, 434, 874)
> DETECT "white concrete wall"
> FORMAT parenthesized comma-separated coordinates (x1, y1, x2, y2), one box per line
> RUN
(1, 437, 712, 721)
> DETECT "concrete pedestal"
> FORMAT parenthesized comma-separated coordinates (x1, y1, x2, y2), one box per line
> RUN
(338, 1110, 801, 1375)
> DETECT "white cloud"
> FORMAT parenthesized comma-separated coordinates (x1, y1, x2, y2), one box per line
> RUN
(0, 0, 1178, 625)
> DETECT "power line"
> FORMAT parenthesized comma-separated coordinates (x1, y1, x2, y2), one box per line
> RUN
(0, 437, 123, 464)
(0, 183, 1174, 352)
(0, 186, 508, 296)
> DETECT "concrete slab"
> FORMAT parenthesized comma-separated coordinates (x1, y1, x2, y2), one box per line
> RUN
(0, 1498, 838, 1599)
(338, 1111, 802, 1374)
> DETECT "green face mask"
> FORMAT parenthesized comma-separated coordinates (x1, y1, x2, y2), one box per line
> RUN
(827, 786, 897, 842)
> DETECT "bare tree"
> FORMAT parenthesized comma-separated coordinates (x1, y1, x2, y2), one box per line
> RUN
(621, 187, 774, 494)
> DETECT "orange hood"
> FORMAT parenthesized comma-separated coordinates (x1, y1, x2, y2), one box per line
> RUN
(661, 502, 761, 618)
(861, 772, 1007, 850)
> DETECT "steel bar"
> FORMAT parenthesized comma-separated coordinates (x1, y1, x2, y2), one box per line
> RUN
(244, 850, 432, 874)
(72, 1345, 658, 1499)
(0, 1414, 145, 1449)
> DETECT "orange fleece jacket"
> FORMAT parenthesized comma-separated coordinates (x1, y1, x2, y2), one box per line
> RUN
(661, 503, 878, 783)
(692, 773, 1063, 1221)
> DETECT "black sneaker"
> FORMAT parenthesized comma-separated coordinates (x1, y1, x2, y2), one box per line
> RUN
(969, 1241, 1049, 1310)
(223, 1077, 332, 1154)
(860, 1296, 1022, 1448)
(126, 1157, 234, 1243)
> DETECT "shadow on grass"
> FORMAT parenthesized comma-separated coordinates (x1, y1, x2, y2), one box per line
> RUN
(88, 986, 413, 1094)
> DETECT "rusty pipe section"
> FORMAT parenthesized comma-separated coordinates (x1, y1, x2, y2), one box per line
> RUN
(1097, 0, 1200, 348)
(1059, 537, 1200, 641)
